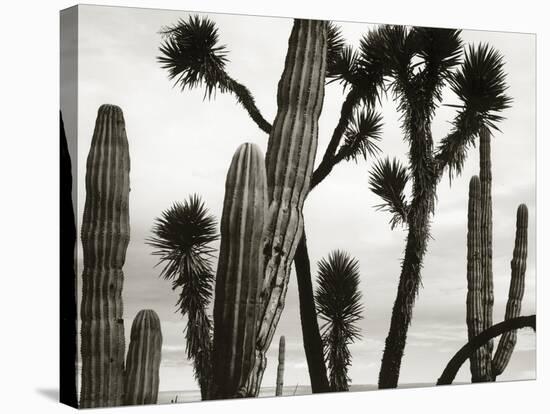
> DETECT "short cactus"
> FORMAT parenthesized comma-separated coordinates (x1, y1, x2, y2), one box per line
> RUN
(276, 336, 286, 396)
(124, 310, 163, 405)
(80, 104, 130, 407)
(212, 143, 268, 398)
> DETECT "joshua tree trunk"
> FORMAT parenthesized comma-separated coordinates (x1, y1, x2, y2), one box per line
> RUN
(245, 19, 328, 396)
(378, 120, 435, 389)
(294, 233, 331, 393)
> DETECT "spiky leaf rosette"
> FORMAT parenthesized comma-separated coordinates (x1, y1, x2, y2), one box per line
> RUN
(369, 157, 410, 229)
(158, 15, 272, 133)
(336, 107, 383, 162)
(158, 15, 229, 98)
(147, 194, 218, 396)
(437, 44, 512, 179)
(315, 250, 364, 391)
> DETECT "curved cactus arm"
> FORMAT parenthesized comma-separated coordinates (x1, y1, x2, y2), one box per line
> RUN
(80, 104, 130, 408)
(437, 315, 535, 386)
(244, 19, 328, 396)
(124, 310, 163, 405)
(466, 176, 492, 382)
(492, 204, 529, 376)
(275, 336, 286, 396)
(212, 143, 268, 398)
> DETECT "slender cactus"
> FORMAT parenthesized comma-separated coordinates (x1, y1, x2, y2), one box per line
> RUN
(479, 126, 494, 377)
(466, 176, 491, 381)
(276, 336, 286, 396)
(80, 104, 130, 408)
(124, 310, 163, 405)
(246, 18, 328, 397)
(492, 204, 528, 376)
(212, 143, 268, 398)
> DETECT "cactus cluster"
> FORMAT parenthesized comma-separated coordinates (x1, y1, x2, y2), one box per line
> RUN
(80, 105, 163, 407)
(80, 104, 130, 408)
(212, 19, 328, 398)
(466, 174, 528, 381)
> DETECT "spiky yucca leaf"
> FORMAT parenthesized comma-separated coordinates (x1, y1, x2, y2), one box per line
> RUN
(327, 45, 360, 88)
(158, 15, 272, 133)
(412, 27, 463, 110)
(158, 15, 229, 99)
(369, 157, 410, 228)
(147, 194, 218, 396)
(450, 43, 512, 126)
(315, 250, 364, 392)
(436, 44, 512, 179)
(337, 107, 383, 162)
(326, 22, 346, 78)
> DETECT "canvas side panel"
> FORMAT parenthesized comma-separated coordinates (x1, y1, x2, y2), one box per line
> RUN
(60, 5, 79, 409)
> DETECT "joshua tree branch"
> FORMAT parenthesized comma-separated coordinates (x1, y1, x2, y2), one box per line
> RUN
(226, 76, 272, 134)
(437, 315, 536, 386)
(311, 89, 359, 189)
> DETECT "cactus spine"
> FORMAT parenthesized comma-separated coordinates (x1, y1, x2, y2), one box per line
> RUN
(479, 126, 494, 380)
(80, 104, 130, 407)
(246, 18, 328, 396)
(276, 336, 286, 396)
(212, 143, 268, 398)
(466, 176, 491, 380)
(124, 310, 163, 405)
(492, 204, 528, 375)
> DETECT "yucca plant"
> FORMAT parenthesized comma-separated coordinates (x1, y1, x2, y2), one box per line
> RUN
(158, 15, 271, 133)
(368, 28, 511, 388)
(315, 250, 364, 392)
(147, 194, 218, 400)
(158, 17, 384, 393)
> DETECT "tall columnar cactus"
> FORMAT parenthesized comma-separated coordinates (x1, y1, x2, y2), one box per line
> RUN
(124, 310, 163, 405)
(466, 176, 491, 380)
(246, 18, 328, 396)
(212, 143, 268, 398)
(80, 104, 130, 407)
(479, 126, 494, 378)
(276, 336, 286, 396)
(492, 204, 528, 376)
(466, 180, 529, 381)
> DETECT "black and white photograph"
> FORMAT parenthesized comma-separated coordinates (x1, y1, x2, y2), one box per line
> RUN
(59, 3, 536, 409)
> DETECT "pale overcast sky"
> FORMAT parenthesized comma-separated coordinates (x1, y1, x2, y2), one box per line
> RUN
(66, 4, 536, 394)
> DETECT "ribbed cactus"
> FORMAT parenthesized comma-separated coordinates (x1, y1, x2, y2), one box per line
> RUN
(479, 126, 494, 378)
(124, 310, 163, 405)
(212, 143, 268, 398)
(80, 104, 130, 407)
(276, 336, 286, 396)
(492, 204, 528, 375)
(466, 176, 491, 380)
(466, 174, 529, 381)
(246, 18, 328, 396)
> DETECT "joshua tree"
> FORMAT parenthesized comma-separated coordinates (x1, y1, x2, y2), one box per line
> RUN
(147, 195, 218, 399)
(368, 28, 511, 388)
(315, 250, 364, 392)
(158, 15, 384, 393)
